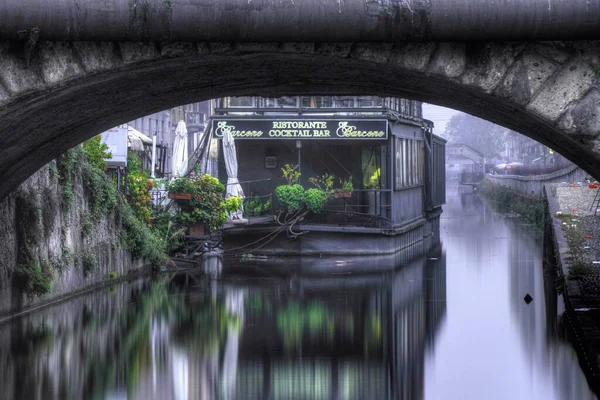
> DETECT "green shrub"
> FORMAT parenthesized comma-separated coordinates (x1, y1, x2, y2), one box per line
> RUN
(243, 195, 272, 217)
(119, 198, 168, 266)
(81, 248, 99, 277)
(127, 152, 153, 221)
(224, 196, 243, 213)
(83, 165, 117, 220)
(281, 164, 301, 185)
(82, 135, 111, 171)
(167, 174, 228, 231)
(275, 184, 306, 212)
(569, 262, 594, 280)
(108, 271, 118, 280)
(13, 263, 52, 298)
(304, 188, 326, 213)
(81, 212, 93, 235)
(478, 180, 546, 227)
(57, 146, 84, 213)
(309, 173, 335, 199)
(152, 206, 186, 253)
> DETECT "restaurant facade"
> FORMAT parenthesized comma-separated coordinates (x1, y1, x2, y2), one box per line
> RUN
(211, 96, 445, 263)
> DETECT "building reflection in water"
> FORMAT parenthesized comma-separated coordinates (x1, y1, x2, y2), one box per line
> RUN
(0, 247, 446, 400)
(507, 219, 596, 400)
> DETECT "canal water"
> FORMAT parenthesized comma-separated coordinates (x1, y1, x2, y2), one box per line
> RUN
(0, 188, 597, 399)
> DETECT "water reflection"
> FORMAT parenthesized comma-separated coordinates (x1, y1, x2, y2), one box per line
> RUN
(424, 186, 597, 400)
(0, 249, 446, 400)
(0, 186, 597, 399)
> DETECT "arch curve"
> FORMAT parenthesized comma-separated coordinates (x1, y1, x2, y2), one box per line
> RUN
(1, 40, 599, 200)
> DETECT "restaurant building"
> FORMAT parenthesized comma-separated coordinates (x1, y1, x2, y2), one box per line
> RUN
(211, 96, 445, 262)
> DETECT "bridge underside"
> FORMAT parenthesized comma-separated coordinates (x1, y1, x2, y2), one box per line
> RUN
(0, 41, 599, 200)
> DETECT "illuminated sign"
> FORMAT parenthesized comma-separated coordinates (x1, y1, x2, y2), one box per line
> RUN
(212, 119, 388, 140)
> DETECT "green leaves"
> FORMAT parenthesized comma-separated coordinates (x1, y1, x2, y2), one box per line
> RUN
(243, 195, 271, 217)
(83, 135, 112, 171)
(224, 196, 243, 213)
(167, 174, 230, 231)
(13, 263, 52, 298)
(304, 188, 326, 213)
(309, 173, 335, 199)
(281, 164, 301, 185)
(275, 184, 306, 212)
(276, 185, 328, 214)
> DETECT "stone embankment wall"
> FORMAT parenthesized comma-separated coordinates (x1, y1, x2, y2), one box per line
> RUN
(0, 161, 149, 318)
(544, 183, 600, 389)
(485, 165, 588, 196)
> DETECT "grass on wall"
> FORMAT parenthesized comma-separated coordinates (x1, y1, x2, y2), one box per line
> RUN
(478, 180, 547, 228)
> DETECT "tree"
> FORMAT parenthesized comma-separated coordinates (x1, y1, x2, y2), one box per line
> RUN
(443, 113, 511, 159)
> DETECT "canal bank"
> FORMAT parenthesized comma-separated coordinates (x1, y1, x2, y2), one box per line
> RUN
(0, 143, 165, 319)
(544, 183, 600, 391)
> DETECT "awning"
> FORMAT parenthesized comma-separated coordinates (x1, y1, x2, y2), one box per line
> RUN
(126, 125, 152, 151)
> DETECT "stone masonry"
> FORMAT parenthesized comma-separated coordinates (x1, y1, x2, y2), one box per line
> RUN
(0, 40, 599, 201)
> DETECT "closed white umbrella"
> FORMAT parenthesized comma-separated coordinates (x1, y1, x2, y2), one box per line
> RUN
(223, 128, 244, 219)
(172, 120, 188, 177)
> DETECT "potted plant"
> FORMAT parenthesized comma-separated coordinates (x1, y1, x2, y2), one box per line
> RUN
(335, 177, 354, 198)
(166, 177, 194, 200)
(168, 174, 233, 234)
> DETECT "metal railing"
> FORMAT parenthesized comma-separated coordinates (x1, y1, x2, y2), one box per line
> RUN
(237, 178, 273, 217)
(459, 171, 484, 185)
(491, 163, 573, 176)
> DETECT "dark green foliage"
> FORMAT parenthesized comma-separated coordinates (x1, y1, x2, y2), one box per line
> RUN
(48, 162, 59, 183)
(243, 195, 272, 217)
(82, 248, 99, 277)
(568, 261, 594, 279)
(118, 198, 168, 266)
(304, 188, 326, 213)
(555, 213, 596, 280)
(83, 164, 117, 220)
(56, 146, 83, 213)
(167, 174, 229, 231)
(275, 184, 305, 212)
(82, 135, 111, 171)
(81, 212, 93, 236)
(478, 181, 547, 227)
(152, 207, 185, 254)
(13, 263, 52, 298)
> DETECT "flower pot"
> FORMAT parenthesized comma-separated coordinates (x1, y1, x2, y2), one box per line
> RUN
(168, 193, 192, 200)
(334, 191, 352, 198)
(188, 224, 205, 236)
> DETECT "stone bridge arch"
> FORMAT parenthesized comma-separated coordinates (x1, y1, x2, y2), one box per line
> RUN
(0, 40, 599, 200)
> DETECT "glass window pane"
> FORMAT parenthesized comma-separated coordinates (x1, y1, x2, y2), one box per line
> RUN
(333, 96, 354, 108)
(279, 97, 297, 107)
(229, 97, 254, 107)
(264, 98, 277, 107)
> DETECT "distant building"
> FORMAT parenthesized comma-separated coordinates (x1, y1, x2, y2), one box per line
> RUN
(127, 101, 211, 176)
(502, 131, 571, 170)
